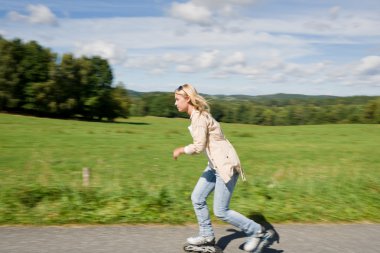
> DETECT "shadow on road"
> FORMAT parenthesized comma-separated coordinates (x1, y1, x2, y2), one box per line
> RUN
(217, 228, 246, 250)
(216, 213, 283, 252)
(248, 212, 281, 245)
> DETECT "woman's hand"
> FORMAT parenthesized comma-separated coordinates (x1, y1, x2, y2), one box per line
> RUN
(173, 147, 185, 160)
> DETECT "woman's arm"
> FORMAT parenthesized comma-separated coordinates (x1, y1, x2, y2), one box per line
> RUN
(183, 114, 208, 154)
(173, 147, 185, 160)
(173, 114, 208, 160)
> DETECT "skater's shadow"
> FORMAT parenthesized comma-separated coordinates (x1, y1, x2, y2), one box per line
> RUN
(216, 213, 282, 252)
(248, 212, 281, 245)
(216, 228, 245, 250)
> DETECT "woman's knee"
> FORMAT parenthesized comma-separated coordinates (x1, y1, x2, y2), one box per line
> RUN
(191, 192, 205, 207)
(214, 208, 228, 221)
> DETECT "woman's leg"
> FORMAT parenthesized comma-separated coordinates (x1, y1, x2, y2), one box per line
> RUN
(191, 166, 217, 237)
(213, 172, 262, 236)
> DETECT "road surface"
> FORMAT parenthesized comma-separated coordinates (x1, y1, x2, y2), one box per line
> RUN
(0, 224, 379, 253)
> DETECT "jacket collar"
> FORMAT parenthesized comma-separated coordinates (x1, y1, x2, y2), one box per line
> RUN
(190, 109, 199, 120)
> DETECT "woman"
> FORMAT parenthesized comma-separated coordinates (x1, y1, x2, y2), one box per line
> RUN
(173, 84, 272, 252)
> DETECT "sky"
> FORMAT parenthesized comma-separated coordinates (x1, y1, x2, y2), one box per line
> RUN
(1, 0, 380, 96)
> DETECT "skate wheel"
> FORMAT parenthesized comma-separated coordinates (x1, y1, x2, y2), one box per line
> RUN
(183, 243, 197, 253)
(183, 243, 223, 253)
(214, 245, 223, 253)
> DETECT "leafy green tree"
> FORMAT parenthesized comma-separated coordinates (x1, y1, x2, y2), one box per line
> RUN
(249, 106, 265, 125)
(111, 83, 130, 119)
(363, 99, 380, 123)
(129, 97, 148, 116)
(222, 108, 236, 123)
(0, 37, 130, 120)
(210, 101, 225, 122)
(80, 56, 113, 119)
(0, 38, 25, 109)
(274, 108, 289, 125)
(235, 104, 251, 124)
(21, 41, 54, 85)
(89, 84, 130, 121)
(52, 53, 81, 116)
(346, 105, 363, 123)
(0, 37, 55, 112)
(262, 109, 276, 125)
(23, 81, 57, 114)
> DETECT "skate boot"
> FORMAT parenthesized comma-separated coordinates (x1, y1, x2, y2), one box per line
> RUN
(243, 229, 274, 253)
(187, 235, 215, 246)
(183, 236, 223, 253)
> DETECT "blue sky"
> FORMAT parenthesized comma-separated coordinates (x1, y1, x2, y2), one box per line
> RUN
(1, 0, 380, 96)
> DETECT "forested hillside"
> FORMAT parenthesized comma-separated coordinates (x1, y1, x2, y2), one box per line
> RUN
(128, 91, 380, 125)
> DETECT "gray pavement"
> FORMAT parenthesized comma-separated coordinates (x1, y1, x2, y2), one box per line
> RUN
(0, 224, 379, 253)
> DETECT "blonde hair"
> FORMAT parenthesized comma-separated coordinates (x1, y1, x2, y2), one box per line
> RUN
(175, 84, 210, 113)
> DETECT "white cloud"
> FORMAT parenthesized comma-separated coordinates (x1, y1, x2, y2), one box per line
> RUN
(125, 50, 221, 74)
(163, 53, 193, 64)
(243, 11, 380, 37)
(74, 40, 127, 65)
(169, 0, 257, 25)
(177, 64, 194, 73)
(150, 68, 166, 75)
(169, 2, 212, 25)
(192, 0, 257, 15)
(356, 56, 380, 76)
(7, 4, 58, 26)
(124, 50, 243, 75)
(196, 50, 219, 68)
(223, 51, 246, 66)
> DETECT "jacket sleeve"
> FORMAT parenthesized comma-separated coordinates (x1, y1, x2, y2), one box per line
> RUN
(184, 114, 208, 154)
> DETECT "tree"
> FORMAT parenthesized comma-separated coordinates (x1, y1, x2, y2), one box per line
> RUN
(274, 108, 289, 125)
(0, 37, 56, 112)
(249, 106, 265, 125)
(23, 80, 57, 114)
(0, 37, 131, 120)
(80, 56, 113, 119)
(129, 97, 148, 116)
(363, 99, 380, 123)
(0, 37, 25, 109)
(262, 109, 276, 125)
(110, 83, 130, 119)
(210, 101, 225, 121)
(235, 104, 251, 124)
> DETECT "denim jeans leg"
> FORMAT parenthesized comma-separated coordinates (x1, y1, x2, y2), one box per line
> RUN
(191, 166, 216, 237)
(213, 172, 262, 236)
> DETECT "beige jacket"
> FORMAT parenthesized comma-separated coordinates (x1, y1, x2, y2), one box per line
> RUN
(184, 110, 246, 183)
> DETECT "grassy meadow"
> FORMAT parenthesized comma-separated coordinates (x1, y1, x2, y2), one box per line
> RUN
(0, 112, 379, 224)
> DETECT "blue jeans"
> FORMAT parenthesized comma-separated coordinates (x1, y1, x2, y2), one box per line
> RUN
(191, 166, 261, 237)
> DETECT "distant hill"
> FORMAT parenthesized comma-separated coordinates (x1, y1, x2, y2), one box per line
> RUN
(127, 90, 168, 98)
(126, 89, 380, 124)
(205, 93, 339, 101)
(127, 89, 377, 105)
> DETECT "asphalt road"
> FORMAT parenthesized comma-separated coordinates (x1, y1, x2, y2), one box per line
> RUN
(0, 224, 379, 253)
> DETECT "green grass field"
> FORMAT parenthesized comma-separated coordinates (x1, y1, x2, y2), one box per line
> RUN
(0, 113, 379, 224)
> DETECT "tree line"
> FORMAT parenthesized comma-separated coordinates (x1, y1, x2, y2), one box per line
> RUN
(0, 36, 129, 120)
(129, 92, 380, 125)
(1, 36, 379, 125)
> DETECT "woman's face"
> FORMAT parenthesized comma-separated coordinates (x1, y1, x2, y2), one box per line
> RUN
(174, 93, 189, 112)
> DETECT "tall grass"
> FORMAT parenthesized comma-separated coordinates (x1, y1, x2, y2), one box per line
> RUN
(0, 113, 379, 224)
